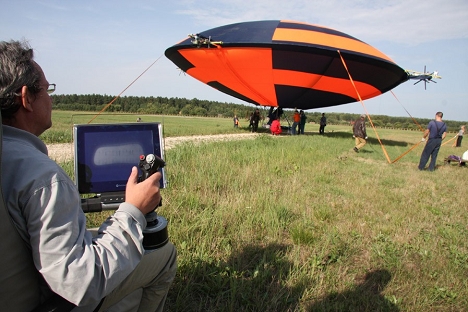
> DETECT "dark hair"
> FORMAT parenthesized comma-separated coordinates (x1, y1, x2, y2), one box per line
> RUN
(0, 40, 41, 119)
(436, 112, 443, 118)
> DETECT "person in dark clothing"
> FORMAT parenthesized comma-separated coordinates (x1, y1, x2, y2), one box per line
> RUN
(298, 110, 307, 134)
(452, 125, 465, 147)
(319, 113, 326, 134)
(353, 114, 367, 152)
(252, 109, 261, 132)
(248, 112, 254, 129)
(418, 112, 447, 171)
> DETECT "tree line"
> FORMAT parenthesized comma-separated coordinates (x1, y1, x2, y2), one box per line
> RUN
(51, 94, 466, 132)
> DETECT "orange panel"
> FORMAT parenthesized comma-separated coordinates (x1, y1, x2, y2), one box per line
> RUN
(272, 28, 394, 63)
(180, 48, 278, 106)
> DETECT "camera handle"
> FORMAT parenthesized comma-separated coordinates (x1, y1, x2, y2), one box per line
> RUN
(138, 154, 169, 250)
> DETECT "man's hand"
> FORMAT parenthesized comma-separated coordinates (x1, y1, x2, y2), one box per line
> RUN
(125, 166, 162, 215)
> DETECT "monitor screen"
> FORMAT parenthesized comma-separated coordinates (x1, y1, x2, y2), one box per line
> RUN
(74, 122, 166, 195)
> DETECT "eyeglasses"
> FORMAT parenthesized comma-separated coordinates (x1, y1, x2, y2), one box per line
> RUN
(46, 83, 56, 94)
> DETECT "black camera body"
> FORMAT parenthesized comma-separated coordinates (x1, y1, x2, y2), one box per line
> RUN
(138, 154, 169, 250)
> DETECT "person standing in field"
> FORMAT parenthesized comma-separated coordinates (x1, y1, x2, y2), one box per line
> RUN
(418, 111, 447, 171)
(298, 110, 307, 134)
(291, 109, 300, 135)
(319, 113, 326, 135)
(233, 115, 239, 128)
(251, 109, 261, 132)
(452, 125, 465, 147)
(353, 114, 367, 152)
(248, 112, 254, 130)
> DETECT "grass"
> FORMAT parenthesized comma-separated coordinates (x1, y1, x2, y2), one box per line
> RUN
(53, 111, 468, 311)
(40, 111, 250, 143)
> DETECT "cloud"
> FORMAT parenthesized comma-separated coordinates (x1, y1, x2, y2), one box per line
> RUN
(176, 0, 468, 44)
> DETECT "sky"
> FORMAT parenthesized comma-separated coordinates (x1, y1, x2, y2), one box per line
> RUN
(1, 0, 468, 121)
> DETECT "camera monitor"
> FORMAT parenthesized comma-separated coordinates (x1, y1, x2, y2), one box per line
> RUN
(74, 122, 166, 198)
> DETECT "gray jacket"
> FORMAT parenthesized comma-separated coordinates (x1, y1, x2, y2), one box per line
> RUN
(1, 125, 147, 309)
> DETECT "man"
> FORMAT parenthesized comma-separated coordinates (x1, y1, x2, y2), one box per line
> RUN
(233, 115, 239, 128)
(418, 111, 447, 171)
(353, 114, 368, 152)
(0, 40, 177, 311)
(298, 110, 307, 134)
(291, 109, 300, 135)
(319, 113, 326, 135)
(252, 109, 261, 132)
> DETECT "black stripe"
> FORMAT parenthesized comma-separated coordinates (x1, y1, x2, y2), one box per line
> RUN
(272, 48, 408, 92)
(164, 48, 195, 72)
(275, 85, 356, 109)
(277, 21, 361, 42)
(207, 81, 260, 105)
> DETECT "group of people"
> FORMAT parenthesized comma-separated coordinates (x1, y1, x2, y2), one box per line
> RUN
(237, 108, 330, 136)
(234, 109, 262, 132)
(291, 109, 308, 135)
(353, 111, 463, 172)
(1, 40, 177, 310)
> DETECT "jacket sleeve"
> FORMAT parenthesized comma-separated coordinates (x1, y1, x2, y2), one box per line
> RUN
(24, 172, 146, 306)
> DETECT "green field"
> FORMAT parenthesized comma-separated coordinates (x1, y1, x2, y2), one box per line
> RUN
(41, 111, 256, 143)
(54, 111, 468, 311)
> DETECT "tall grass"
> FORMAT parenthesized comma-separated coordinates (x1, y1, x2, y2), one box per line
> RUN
(55, 113, 468, 311)
(160, 134, 467, 311)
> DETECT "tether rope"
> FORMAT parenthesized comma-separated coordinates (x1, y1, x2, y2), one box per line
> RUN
(390, 91, 424, 132)
(337, 50, 437, 164)
(442, 134, 458, 146)
(337, 50, 392, 164)
(87, 55, 163, 124)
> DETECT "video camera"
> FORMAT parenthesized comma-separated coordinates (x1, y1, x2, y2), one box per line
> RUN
(73, 122, 168, 250)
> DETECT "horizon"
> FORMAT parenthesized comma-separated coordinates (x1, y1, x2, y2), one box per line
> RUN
(50, 93, 468, 124)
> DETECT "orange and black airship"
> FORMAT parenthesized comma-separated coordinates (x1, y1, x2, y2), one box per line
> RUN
(165, 20, 409, 110)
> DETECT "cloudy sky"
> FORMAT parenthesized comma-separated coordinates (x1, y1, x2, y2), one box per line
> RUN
(2, 0, 468, 121)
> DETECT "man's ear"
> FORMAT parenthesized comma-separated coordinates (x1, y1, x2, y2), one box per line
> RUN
(20, 85, 34, 112)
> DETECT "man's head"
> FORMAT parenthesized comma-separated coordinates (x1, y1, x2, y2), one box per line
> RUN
(436, 112, 443, 119)
(0, 40, 53, 135)
(360, 114, 366, 119)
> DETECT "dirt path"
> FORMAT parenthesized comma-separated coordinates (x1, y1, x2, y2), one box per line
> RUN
(47, 132, 261, 162)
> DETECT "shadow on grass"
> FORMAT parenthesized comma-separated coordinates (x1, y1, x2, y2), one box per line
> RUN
(304, 131, 411, 148)
(166, 242, 399, 312)
(305, 269, 399, 312)
(167, 242, 303, 311)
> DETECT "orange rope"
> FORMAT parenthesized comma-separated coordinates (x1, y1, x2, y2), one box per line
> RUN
(87, 55, 163, 124)
(442, 135, 458, 146)
(390, 91, 424, 132)
(391, 141, 422, 163)
(337, 50, 392, 164)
